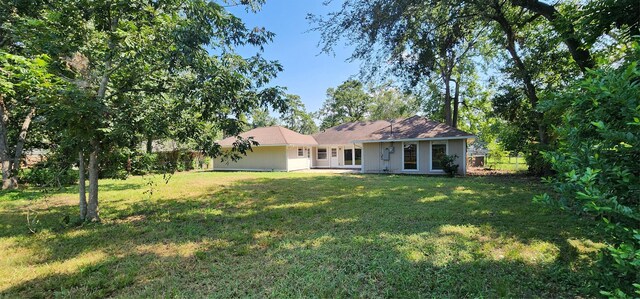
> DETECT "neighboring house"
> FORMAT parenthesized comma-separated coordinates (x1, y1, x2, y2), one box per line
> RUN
(214, 115, 474, 175)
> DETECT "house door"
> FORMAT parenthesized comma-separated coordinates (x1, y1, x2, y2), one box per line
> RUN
(329, 147, 339, 167)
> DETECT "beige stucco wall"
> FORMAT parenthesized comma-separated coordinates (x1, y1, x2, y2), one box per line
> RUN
(362, 139, 467, 175)
(214, 146, 288, 171)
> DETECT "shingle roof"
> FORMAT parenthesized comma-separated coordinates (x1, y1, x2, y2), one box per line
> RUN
(312, 119, 391, 145)
(362, 115, 474, 141)
(314, 116, 474, 144)
(218, 126, 318, 147)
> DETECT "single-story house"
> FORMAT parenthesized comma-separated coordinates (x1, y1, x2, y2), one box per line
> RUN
(215, 126, 318, 172)
(214, 115, 474, 175)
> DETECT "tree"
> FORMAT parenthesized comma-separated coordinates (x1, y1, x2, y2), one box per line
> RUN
(280, 94, 317, 134)
(317, 80, 370, 129)
(0, 52, 61, 189)
(536, 45, 639, 296)
(311, 0, 488, 128)
(17, 0, 286, 222)
(251, 107, 278, 128)
(368, 83, 418, 121)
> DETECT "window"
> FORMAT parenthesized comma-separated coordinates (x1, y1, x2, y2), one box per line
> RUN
(431, 142, 447, 171)
(344, 149, 353, 165)
(403, 142, 418, 170)
(331, 148, 337, 157)
(297, 147, 304, 157)
(354, 148, 362, 165)
(317, 148, 327, 160)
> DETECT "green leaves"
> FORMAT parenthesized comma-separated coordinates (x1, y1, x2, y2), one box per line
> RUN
(538, 41, 640, 297)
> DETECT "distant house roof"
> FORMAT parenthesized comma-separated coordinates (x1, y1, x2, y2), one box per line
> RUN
(218, 126, 318, 147)
(360, 115, 474, 142)
(314, 116, 474, 144)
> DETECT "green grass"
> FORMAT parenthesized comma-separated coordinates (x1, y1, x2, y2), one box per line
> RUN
(485, 156, 528, 172)
(0, 171, 604, 298)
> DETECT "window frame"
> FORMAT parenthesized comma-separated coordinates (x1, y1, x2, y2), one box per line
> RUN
(402, 142, 419, 171)
(344, 148, 353, 165)
(297, 147, 304, 157)
(429, 141, 448, 172)
(317, 148, 328, 160)
(354, 147, 362, 166)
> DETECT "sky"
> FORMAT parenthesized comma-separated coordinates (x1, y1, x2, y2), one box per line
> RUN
(228, 1, 361, 113)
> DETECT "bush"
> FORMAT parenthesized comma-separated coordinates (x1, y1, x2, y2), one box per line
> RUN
(536, 54, 640, 296)
(524, 146, 553, 176)
(19, 162, 77, 187)
(129, 150, 208, 175)
(130, 153, 159, 175)
(440, 154, 459, 177)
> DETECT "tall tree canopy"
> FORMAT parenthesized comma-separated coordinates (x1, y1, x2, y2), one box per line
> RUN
(317, 79, 370, 129)
(280, 94, 318, 134)
(4, 0, 287, 221)
(311, 0, 638, 173)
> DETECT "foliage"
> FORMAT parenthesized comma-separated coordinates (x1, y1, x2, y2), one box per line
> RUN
(5, 0, 288, 220)
(310, 0, 489, 128)
(280, 94, 317, 134)
(250, 107, 278, 128)
(18, 161, 76, 188)
(535, 47, 640, 296)
(0, 51, 64, 188)
(317, 80, 370, 129)
(440, 154, 459, 177)
(368, 83, 419, 121)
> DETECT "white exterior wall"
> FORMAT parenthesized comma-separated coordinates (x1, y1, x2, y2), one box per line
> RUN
(362, 139, 467, 175)
(213, 146, 288, 171)
(286, 146, 312, 171)
(311, 144, 362, 168)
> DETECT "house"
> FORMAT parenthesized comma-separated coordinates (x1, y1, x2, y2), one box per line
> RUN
(214, 126, 318, 172)
(214, 115, 474, 175)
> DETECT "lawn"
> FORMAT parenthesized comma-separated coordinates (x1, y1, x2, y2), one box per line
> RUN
(485, 156, 528, 172)
(0, 171, 604, 298)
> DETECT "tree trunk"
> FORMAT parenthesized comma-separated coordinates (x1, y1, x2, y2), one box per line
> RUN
(146, 136, 153, 154)
(452, 77, 460, 128)
(0, 96, 12, 190)
(86, 141, 100, 222)
(509, 0, 595, 72)
(78, 151, 87, 221)
(443, 72, 452, 126)
(7, 106, 37, 189)
(492, 9, 547, 145)
(82, 16, 117, 221)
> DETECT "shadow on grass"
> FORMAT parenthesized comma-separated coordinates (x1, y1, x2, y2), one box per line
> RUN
(1, 174, 604, 297)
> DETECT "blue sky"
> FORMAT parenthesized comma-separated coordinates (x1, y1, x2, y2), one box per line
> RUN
(229, 1, 360, 113)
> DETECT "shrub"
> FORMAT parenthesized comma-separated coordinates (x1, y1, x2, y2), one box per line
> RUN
(536, 53, 640, 296)
(20, 161, 76, 187)
(440, 154, 459, 177)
